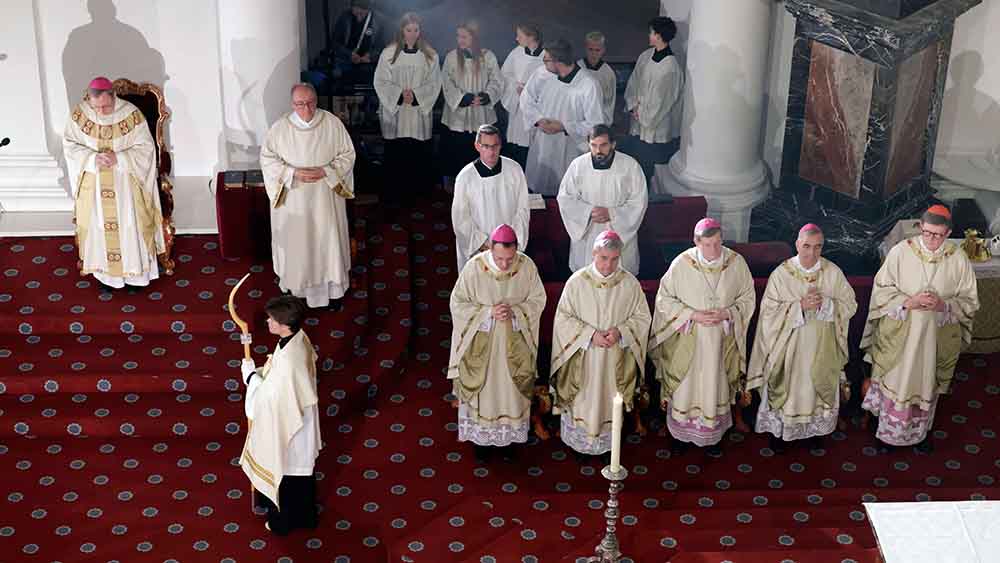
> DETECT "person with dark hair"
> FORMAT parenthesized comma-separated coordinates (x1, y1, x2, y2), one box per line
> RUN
(500, 22, 546, 168)
(441, 20, 504, 188)
(373, 12, 442, 206)
(452, 124, 530, 269)
(557, 124, 647, 275)
(240, 295, 321, 535)
(448, 224, 546, 463)
(623, 16, 684, 182)
(748, 224, 858, 453)
(331, 0, 384, 82)
(579, 31, 617, 125)
(648, 218, 756, 454)
(550, 230, 651, 462)
(519, 38, 604, 195)
(860, 205, 979, 452)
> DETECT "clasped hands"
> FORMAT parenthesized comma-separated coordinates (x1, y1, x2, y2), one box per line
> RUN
(904, 290, 945, 312)
(535, 118, 565, 135)
(294, 167, 327, 183)
(402, 88, 416, 105)
(590, 326, 621, 348)
(95, 151, 118, 168)
(492, 303, 514, 322)
(590, 206, 610, 224)
(691, 309, 731, 326)
(351, 52, 371, 64)
(800, 286, 823, 312)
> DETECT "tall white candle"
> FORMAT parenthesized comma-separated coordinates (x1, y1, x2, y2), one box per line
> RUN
(610, 392, 623, 473)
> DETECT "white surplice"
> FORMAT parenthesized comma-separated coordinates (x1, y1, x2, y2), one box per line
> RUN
(373, 44, 442, 140)
(451, 156, 531, 269)
(579, 59, 617, 125)
(557, 151, 648, 275)
(520, 65, 604, 195)
(500, 46, 544, 147)
(624, 48, 684, 143)
(441, 49, 504, 133)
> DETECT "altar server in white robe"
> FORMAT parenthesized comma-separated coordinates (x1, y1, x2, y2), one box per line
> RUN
(520, 38, 604, 196)
(747, 224, 858, 451)
(240, 296, 321, 535)
(452, 124, 530, 269)
(579, 31, 617, 126)
(373, 12, 442, 205)
(441, 20, 504, 181)
(500, 22, 545, 168)
(64, 76, 165, 290)
(623, 16, 684, 181)
(861, 205, 979, 451)
(260, 83, 356, 310)
(557, 125, 648, 275)
(648, 219, 756, 451)
(448, 225, 546, 462)
(550, 231, 651, 458)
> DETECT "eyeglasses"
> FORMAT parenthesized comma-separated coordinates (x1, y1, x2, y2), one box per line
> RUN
(542, 57, 554, 64)
(921, 230, 948, 240)
(293, 101, 317, 108)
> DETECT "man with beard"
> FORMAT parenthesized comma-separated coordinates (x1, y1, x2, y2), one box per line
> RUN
(557, 124, 647, 275)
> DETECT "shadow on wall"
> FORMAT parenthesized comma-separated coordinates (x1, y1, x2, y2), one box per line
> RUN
(60, 0, 168, 155)
(937, 50, 1000, 157)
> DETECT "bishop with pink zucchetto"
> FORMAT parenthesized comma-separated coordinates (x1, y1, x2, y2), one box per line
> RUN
(648, 216, 756, 451)
(447, 223, 546, 462)
(747, 223, 857, 452)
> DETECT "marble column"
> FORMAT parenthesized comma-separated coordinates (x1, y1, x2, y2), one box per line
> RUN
(0, 0, 68, 213)
(216, 0, 301, 169)
(655, 0, 773, 242)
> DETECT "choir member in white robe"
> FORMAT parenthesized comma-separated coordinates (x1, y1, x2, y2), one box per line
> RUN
(63, 76, 165, 290)
(452, 125, 531, 269)
(441, 20, 504, 180)
(373, 12, 442, 205)
(550, 231, 651, 458)
(648, 219, 756, 450)
(557, 125, 648, 275)
(260, 83, 356, 309)
(240, 296, 321, 535)
(747, 224, 857, 450)
(579, 31, 617, 126)
(520, 39, 604, 196)
(622, 17, 684, 181)
(448, 225, 546, 462)
(500, 22, 545, 168)
(861, 205, 979, 451)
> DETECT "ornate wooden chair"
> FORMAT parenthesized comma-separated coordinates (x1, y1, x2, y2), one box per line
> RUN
(112, 78, 176, 274)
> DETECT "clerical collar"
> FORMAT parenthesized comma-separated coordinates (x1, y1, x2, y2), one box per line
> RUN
(589, 262, 619, 280)
(524, 45, 543, 57)
(695, 247, 723, 266)
(591, 150, 616, 170)
(289, 111, 320, 130)
(461, 48, 474, 59)
(403, 44, 419, 54)
(792, 255, 821, 273)
(558, 64, 581, 84)
(278, 329, 299, 349)
(652, 45, 673, 63)
(583, 59, 606, 71)
(474, 158, 502, 178)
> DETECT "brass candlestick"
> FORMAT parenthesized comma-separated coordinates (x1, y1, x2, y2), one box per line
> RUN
(589, 465, 629, 562)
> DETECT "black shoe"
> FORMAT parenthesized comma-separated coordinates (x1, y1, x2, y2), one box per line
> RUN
(474, 445, 492, 463)
(769, 435, 787, 454)
(599, 452, 611, 466)
(705, 444, 723, 457)
(501, 445, 518, 463)
(573, 451, 590, 465)
(875, 438, 896, 454)
(670, 439, 690, 455)
(914, 438, 934, 454)
(808, 436, 825, 451)
(96, 280, 116, 293)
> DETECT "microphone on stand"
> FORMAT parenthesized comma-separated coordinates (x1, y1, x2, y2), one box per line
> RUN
(0, 138, 10, 149)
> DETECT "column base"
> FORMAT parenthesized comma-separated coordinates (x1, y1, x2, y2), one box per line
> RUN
(654, 157, 771, 243)
(0, 154, 70, 212)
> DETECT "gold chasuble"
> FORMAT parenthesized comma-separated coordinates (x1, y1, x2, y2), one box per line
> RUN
(63, 97, 164, 287)
(748, 258, 857, 440)
(550, 265, 651, 455)
(648, 247, 755, 446)
(447, 252, 546, 446)
(241, 331, 320, 509)
(860, 237, 978, 445)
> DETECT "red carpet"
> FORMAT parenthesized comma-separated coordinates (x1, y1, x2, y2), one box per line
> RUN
(1, 197, 998, 562)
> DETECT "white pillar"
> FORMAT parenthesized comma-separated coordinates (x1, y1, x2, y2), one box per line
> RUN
(655, 0, 773, 242)
(216, 0, 301, 169)
(0, 0, 68, 213)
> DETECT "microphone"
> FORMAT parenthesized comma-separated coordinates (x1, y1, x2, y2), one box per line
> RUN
(0, 138, 9, 148)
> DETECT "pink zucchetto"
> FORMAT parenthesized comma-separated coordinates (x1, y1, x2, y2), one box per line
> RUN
(490, 224, 517, 244)
(593, 229, 622, 249)
(693, 217, 721, 237)
(799, 223, 822, 236)
(88, 76, 113, 91)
